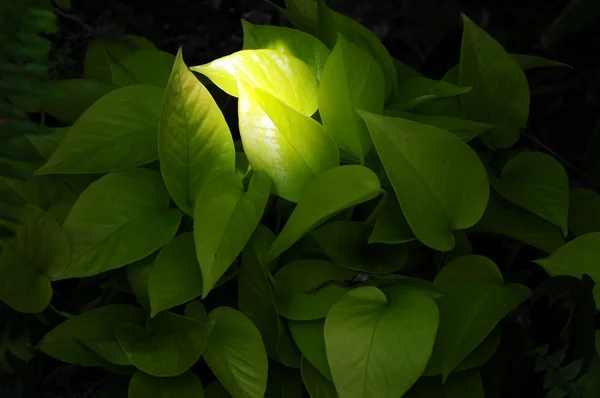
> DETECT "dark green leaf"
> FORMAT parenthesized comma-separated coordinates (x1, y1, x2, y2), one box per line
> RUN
(129, 371, 204, 398)
(568, 188, 600, 236)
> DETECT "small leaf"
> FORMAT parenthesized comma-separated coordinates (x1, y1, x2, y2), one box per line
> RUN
(25, 128, 67, 160)
(238, 83, 339, 202)
(535, 232, 600, 307)
(186, 300, 208, 322)
(119, 50, 176, 88)
(267, 165, 381, 261)
(194, 170, 271, 298)
(568, 188, 600, 236)
(37, 85, 165, 175)
(116, 311, 214, 377)
(470, 190, 565, 253)
(274, 260, 356, 321)
(148, 232, 203, 317)
(491, 151, 569, 235)
(459, 14, 530, 149)
(368, 194, 415, 244)
(512, 54, 572, 70)
(58, 169, 182, 279)
(0, 204, 69, 313)
(126, 258, 153, 311)
(191, 49, 318, 115)
(393, 57, 422, 88)
(128, 371, 204, 398)
(318, 34, 385, 163)
(391, 77, 472, 109)
(311, 221, 409, 273)
(433, 255, 531, 379)
(301, 358, 338, 398)
(241, 20, 330, 80)
(38, 305, 145, 366)
(325, 286, 439, 398)
(289, 319, 332, 380)
(405, 372, 485, 398)
(359, 111, 489, 251)
(203, 307, 268, 398)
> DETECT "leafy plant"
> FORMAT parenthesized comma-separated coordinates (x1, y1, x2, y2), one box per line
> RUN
(1, 0, 599, 397)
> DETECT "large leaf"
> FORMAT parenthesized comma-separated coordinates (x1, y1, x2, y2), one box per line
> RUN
(37, 305, 145, 366)
(318, 34, 385, 163)
(491, 151, 569, 235)
(324, 286, 439, 398)
(41, 79, 115, 124)
(301, 358, 338, 398)
(191, 49, 318, 115)
(405, 372, 485, 398)
(58, 169, 182, 279)
(238, 230, 300, 367)
(119, 50, 176, 88)
(359, 111, 489, 251)
(459, 14, 530, 149)
(116, 311, 214, 377)
(237, 83, 339, 202)
(535, 232, 600, 307)
(37, 85, 165, 175)
(203, 307, 268, 398)
(159, 48, 235, 215)
(148, 232, 203, 317)
(311, 221, 409, 273)
(128, 371, 204, 398)
(241, 20, 330, 80)
(267, 165, 381, 261)
(433, 255, 531, 379)
(0, 204, 69, 313)
(391, 77, 472, 110)
(274, 260, 356, 321)
(470, 190, 565, 253)
(289, 319, 331, 380)
(568, 188, 600, 236)
(194, 170, 271, 297)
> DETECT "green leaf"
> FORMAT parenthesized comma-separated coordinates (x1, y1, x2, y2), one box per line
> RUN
(359, 111, 489, 251)
(274, 260, 356, 321)
(159, 48, 235, 215)
(433, 255, 531, 379)
(470, 190, 565, 253)
(25, 128, 67, 160)
(41, 79, 115, 124)
(368, 194, 415, 244)
(535, 232, 600, 307)
(311, 221, 409, 273)
(381, 111, 494, 142)
(118, 50, 176, 88)
(38, 305, 145, 366)
(391, 77, 472, 110)
(37, 85, 165, 175)
(194, 170, 271, 298)
(54, 0, 71, 10)
(186, 300, 208, 322)
(301, 358, 338, 398)
(511, 54, 572, 70)
(238, 230, 300, 367)
(324, 286, 439, 398)
(237, 83, 338, 202)
(116, 311, 214, 377)
(203, 307, 268, 398)
(405, 372, 485, 398)
(289, 319, 331, 380)
(58, 169, 182, 279)
(148, 232, 203, 317)
(267, 165, 381, 260)
(568, 188, 600, 236)
(191, 49, 318, 116)
(241, 20, 330, 80)
(0, 204, 69, 313)
(318, 34, 385, 163)
(316, 0, 337, 49)
(393, 57, 422, 88)
(128, 371, 204, 398)
(126, 258, 153, 311)
(84, 36, 157, 83)
(459, 14, 530, 149)
(490, 151, 569, 235)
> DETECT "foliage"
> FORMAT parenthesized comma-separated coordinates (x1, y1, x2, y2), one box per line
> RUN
(1, 0, 599, 397)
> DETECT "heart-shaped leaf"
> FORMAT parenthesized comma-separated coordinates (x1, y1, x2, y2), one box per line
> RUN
(128, 371, 204, 398)
(159, 48, 235, 215)
(325, 286, 439, 398)
(359, 111, 489, 251)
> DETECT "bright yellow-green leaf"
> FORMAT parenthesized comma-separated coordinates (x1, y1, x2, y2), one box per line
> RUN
(238, 83, 339, 202)
(359, 111, 489, 251)
(391, 77, 472, 110)
(37, 85, 165, 175)
(318, 34, 385, 163)
(267, 165, 381, 261)
(159, 48, 235, 215)
(191, 49, 319, 115)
